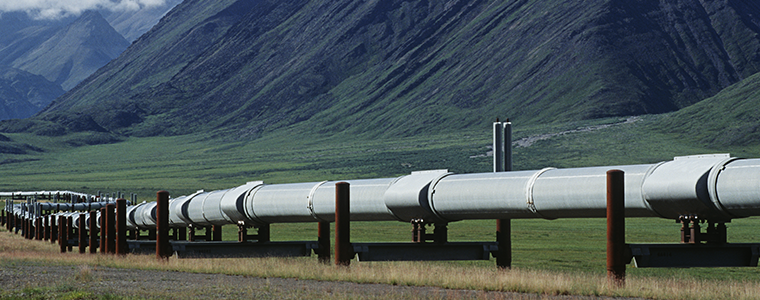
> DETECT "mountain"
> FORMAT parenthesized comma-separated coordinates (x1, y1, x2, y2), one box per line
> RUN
(0, 6, 177, 121)
(653, 71, 760, 147)
(0, 67, 65, 120)
(7, 11, 130, 91)
(22, 0, 760, 140)
(102, 0, 184, 41)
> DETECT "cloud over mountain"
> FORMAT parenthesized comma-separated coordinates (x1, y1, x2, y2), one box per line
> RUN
(0, 0, 168, 19)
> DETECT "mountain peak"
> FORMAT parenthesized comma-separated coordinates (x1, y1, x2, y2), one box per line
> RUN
(10, 9, 129, 91)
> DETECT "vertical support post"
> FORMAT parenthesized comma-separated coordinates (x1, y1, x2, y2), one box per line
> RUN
(106, 203, 116, 254)
(89, 211, 98, 254)
(79, 213, 87, 254)
(67, 216, 73, 252)
(188, 226, 195, 242)
(58, 215, 67, 253)
(318, 221, 331, 264)
(116, 199, 127, 255)
(156, 191, 171, 260)
(238, 224, 247, 242)
(503, 120, 512, 172)
(493, 120, 504, 172)
(204, 226, 212, 241)
(212, 225, 222, 241)
(495, 119, 513, 269)
(100, 207, 106, 253)
(496, 219, 512, 269)
(334, 182, 351, 266)
(50, 215, 57, 244)
(433, 223, 448, 243)
(177, 227, 187, 241)
(36, 217, 42, 240)
(43, 216, 49, 241)
(22, 216, 27, 238)
(606, 169, 625, 287)
(258, 224, 270, 242)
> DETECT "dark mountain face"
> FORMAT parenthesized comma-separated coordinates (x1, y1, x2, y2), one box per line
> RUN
(38, 0, 760, 138)
(0, 67, 65, 120)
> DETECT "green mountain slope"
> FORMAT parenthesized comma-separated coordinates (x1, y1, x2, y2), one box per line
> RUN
(32, 0, 760, 139)
(653, 71, 760, 147)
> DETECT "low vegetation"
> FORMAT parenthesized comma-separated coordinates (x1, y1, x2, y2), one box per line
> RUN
(1, 216, 760, 299)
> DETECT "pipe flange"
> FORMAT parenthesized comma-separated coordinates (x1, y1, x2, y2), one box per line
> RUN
(525, 167, 554, 218)
(640, 161, 668, 219)
(307, 181, 329, 222)
(427, 172, 456, 222)
(707, 157, 741, 220)
(243, 184, 268, 226)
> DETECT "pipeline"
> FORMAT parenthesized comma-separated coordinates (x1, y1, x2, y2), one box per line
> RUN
(6, 153, 760, 231)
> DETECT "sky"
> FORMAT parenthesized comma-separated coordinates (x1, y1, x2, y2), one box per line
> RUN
(0, 0, 168, 19)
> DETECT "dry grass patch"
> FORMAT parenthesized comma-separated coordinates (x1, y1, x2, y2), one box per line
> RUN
(1, 229, 759, 299)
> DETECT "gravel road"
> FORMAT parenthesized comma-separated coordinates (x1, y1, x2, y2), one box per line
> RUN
(0, 264, 641, 299)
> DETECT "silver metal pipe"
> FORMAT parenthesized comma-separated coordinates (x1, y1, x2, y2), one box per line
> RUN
(5, 154, 760, 228)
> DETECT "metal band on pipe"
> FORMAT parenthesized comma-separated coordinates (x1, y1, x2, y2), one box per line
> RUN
(307, 181, 329, 222)
(525, 168, 554, 217)
(707, 157, 741, 219)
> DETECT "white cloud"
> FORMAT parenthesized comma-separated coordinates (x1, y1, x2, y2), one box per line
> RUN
(0, 0, 167, 19)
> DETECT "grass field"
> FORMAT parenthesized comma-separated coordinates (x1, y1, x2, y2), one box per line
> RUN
(1, 115, 760, 298)
(1, 217, 760, 299)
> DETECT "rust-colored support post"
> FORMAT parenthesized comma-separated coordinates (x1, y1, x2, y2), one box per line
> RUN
(116, 199, 127, 255)
(188, 226, 195, 242)
(212, 225, 222, 241)
(496, 219, 512, 269)
(67, 216, 74, 252)
(156, 191, 171, 259)
(79, 213, 87, 254)
(35, 217, 42, 240)
(89, 211, 98, 254)
(318, 221, 331, 264)
(105, 203, 115, 254)
(43, 216, 48, 240)
(100, 207, 106, 253)
(50, 215, 57, 244)
(334, 182, 352, 266)
(22, 216, 28, 238)
(38, 217, 44, 240)
(238, 225, 247, 242)
(58, 216, 67, 253)
(607, 169, 625, 287)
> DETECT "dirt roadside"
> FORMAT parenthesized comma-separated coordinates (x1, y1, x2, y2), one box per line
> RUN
(0, 264, 642, 299)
